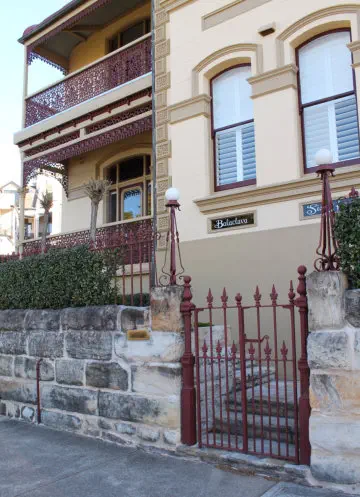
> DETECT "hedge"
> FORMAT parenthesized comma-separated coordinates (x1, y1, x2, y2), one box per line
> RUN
(334, 195, 360, 288)
(0, 245, 148, 309)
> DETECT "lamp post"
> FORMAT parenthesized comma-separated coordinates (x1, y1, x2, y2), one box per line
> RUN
(165, 187, 181, 285)
(314, 148, 339, 271)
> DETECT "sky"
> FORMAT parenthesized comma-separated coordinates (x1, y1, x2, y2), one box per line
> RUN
(0, 0, 69, 187)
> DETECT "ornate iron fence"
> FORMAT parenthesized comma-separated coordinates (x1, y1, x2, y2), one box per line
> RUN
(25, 35, 152, 127)
(181, 267, 311, 465)
(20, 218, 156, 306)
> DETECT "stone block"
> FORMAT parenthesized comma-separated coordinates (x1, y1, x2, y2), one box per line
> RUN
(98, 391, 179, 428)
(345, 289, 360, 328)
(311, 450, 360, 484)
(98, 418, 114, 430)
(56, 359, 84, 386)
(0, 355, 13, 376)
(25, 310, 60, 331)
(0, 310, 27, 331)
(62, 306, 119, 331)
(0, 379, 36, 404)
(83, 418, 100, 437)
(132, 363, 181, 396)
(21, 406, 35, 422)
(86, 362, 128, 390)
(0, 402, 6, 416)
(121, 307, 149, 331)
(0, 332, 26, 355)
(310, 372, 360, 412)
(307, 271, 348, 331)
(41, 410, 82, 431)
(354, 331, 360, 370)
(15, 357, 54, 381)
(163, 429, 180, 445)
(28, 332, 63, 358)
(151, 286, 184, 332)
(115, 422, 136, 435)
(114, 331, 184, 363)
(307, 330, 352, 370)
(41, 385, 98, 415)
(310, 413, 360, 453)
(7, 403, 20, 418)
(65, 331, 112, 360)
(137, 426, 160, 442)
(98, 392, 161, 422)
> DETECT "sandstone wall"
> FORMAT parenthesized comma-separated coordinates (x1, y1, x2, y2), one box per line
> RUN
(307, 272, 360, 488)
(0, 296, 184, 450)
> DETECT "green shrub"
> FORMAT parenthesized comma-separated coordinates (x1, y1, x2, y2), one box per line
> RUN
(334, 196, 360, 288)
(0, 245, 148, 309)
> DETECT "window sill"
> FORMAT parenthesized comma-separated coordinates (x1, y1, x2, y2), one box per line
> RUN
(193, 163, 360, 214)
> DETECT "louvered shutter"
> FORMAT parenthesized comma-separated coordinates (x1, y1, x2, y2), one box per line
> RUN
(213, 66, 256, 186)
(299, 31, 360, 168)
(216, 123, 256, 186)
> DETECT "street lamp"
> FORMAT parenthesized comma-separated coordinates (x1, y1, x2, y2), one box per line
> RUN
(161, 187, 183, 285)
(314, 148, 339, 271)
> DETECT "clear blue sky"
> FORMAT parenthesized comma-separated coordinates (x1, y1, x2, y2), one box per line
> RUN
(0, 0, 69, 186)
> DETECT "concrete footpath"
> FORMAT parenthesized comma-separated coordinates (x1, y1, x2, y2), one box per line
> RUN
(0, 418, 355, 497)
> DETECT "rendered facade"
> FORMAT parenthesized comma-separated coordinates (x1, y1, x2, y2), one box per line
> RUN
(13, 0, 360, 297)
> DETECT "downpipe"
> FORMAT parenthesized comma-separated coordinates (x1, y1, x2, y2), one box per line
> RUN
(36, 358, 43, 424)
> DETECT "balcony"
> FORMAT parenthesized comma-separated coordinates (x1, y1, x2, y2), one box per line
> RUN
(25, 34, 152, 128)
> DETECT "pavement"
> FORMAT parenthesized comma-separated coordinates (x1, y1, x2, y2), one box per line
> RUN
(0, 418, 356, 497)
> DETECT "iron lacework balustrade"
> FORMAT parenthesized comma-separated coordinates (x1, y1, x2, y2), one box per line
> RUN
(25, 35, 152, 127)
(20, 218, 156, 306)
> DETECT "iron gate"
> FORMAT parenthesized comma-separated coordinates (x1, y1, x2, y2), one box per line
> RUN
(180, 266, 310, 465)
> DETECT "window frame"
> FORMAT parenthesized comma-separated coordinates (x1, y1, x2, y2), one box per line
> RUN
(296, 28, 360, 173)
(107, 18, 151, 54)
(105, 155, 152, 224)
(210, 64, 257, 192)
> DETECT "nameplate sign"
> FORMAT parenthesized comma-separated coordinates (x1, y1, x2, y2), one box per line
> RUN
(301, 196, 357, 219)
(209, 212, 256, 233)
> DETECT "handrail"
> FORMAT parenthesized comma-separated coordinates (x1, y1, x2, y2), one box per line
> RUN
(26, 33, 152, 101)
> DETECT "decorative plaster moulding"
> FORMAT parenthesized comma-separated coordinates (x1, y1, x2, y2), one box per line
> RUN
(159, 0, 194, 12)
(194, 166, 360, 214)
(202, 0, 272, 31)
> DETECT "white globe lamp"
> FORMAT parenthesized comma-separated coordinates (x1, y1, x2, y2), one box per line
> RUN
(315, 149, 333, 166)
(165, 187, 180, 203)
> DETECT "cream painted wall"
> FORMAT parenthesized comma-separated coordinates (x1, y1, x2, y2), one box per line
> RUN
(61, 131, 152, 232)
(165, 0, 360, 243)
(69, 2, 151, 73)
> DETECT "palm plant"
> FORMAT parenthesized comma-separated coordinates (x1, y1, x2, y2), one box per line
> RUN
(83, 179, 111, 244)
(39, 191, 53, 254)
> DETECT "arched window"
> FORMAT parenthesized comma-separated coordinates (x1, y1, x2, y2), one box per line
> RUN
(105, 155, 152, 223)
(211, 65, 256, 191)
(108, 19, 151, 53)
(297, 30, 360, 170)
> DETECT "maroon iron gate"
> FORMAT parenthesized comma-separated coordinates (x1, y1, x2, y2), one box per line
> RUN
(180, 266, 310, 465)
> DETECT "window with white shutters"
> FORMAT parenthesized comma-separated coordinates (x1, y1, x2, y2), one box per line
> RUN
(212, 66, 256, 190)
(298, 30, 360, 170)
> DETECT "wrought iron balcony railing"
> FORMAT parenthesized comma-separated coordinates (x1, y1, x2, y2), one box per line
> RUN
(25, 34, 152, 127)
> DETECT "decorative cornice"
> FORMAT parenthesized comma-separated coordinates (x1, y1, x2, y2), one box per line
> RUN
(202, 0, 272, 31)
(159, 0, 194, 13)
(348, 40, 360, 67)
(169, 94, 211, 124)
(194, 166, 360, 214)
(248, 64, 298, 99)
(192, 43, 263, 96)
(276, 4, 360, 67)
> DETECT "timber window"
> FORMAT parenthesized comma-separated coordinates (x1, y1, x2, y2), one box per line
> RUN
(211, 65, 256, 191)
(105, 155, 152, 223)
(298, 30, 360, 171)
(108, 19, 151, 53)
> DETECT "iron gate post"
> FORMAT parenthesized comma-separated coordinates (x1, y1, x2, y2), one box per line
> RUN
(296, 266, 311, 465)
(180, 276, 197, 445)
